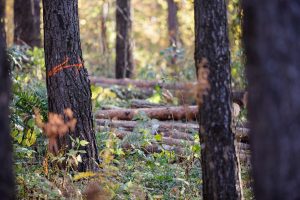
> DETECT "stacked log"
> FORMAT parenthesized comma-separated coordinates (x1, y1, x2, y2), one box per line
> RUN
(93, 91, 250, 162)
(95, 105, 198, 121)
(90, 77, 247, 107)
(96, 119, 249, 141)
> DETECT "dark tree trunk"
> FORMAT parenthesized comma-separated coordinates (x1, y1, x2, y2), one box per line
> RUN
(167, 0, 179, 47)
(115, 0, 134, 79)
(14, 0, 41, 47)
(194, 0, 241, 199)
(42, 0, 99, 171)
(0, 0, 5, 41)
(0, 0, 15, 198)
(243, 1, 300, 199)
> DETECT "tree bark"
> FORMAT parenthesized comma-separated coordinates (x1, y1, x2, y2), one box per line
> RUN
(243, 1, 300, 199)
(42, 0, 98, 171)
(0, 1, 15, 198)
(14, 0, 41, 47)
(100, 0, 109, 54)
(0, 0, 5, 41)
(95, 105, 198, 121)
(116, 0, 134, 78)
(194, 0, 242, 199)
(167, 0, 179, 47)
(167, 0, 180, 65)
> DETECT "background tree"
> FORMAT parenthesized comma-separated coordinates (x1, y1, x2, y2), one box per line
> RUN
(43, 0, 98, 171)
(100, 0, 109, 54)
(167, 0, 180, 65)
(194, 0, 241, 199)
(0, 0, 15, 198)
(14, 0, 41, 47)
(167, 0, 180, 47)
(116, 0, 134, 79)
(243, 0, 300, 199)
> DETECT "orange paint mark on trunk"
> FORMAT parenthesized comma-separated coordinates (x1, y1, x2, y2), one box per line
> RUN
(48, 56, 84, 77)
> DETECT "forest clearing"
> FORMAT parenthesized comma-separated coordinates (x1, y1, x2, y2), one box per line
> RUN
(0, 0, 298, 200)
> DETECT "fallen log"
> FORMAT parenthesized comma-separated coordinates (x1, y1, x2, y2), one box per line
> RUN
(90, 77, 247, 107)
(100, 105, 123, 110)
(96, 106, 198, 121)
(130, 99, 167, 108)
(161, 130, 195, 141)
(236, 142, 250, 151)
(90, 76, 191, 90)
(233, 127, 249, 142)
(96, 119, 249, 141)
(110, 129, 195, 146)
(96, 119, 199, 133)
(104, 127, 195, 141)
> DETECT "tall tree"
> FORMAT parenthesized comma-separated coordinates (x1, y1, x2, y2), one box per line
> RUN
(42, 0, 98, 171)
(167, 0, 179, 47)
(243, 1, 300, 199)
(167, 0, 180, 65)
(194, 0, 241, 199)
(0, 0, 15, 198)
(100, 0, 109, 54)
(115, 0, 134, 79)
(14, 0, 41, 47)
(0, 0, 5, 41)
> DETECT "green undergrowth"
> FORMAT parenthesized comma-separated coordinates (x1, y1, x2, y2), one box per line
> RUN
(9, 46, 252, 200)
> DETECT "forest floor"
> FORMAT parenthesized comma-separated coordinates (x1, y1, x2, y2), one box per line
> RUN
(10, 47, 253, 200)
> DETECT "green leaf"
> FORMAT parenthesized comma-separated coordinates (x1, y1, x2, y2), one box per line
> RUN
(76, 155, 82, 163)
(154, 134, 162, 141)
(80, 140, 89, 147)
(27, 118, 35, 128)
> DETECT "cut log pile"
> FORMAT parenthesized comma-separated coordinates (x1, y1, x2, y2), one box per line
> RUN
(95, 104, 250, 162)
(90, 77, 248, 108)
(95, 105, 198, 121)
(92, 77, 250, 162)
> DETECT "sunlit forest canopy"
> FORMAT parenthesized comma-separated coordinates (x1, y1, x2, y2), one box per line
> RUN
(5, 0, 244, 88)
(78, 0, 197, 81)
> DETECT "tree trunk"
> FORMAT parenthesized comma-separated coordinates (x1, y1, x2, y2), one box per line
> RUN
(194, 0, 242, 199)
(115, 0, 134, 79)
(243, 1, 300, 199)
(100, 0, 109, 54)
(14, 0, 41, 47)
(0, 0, 5, 41)
(167, 0, 179, 47)
(0, 1, 15, 198)
(42, 0, 99, 171)
(167, 0, 180, 65)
